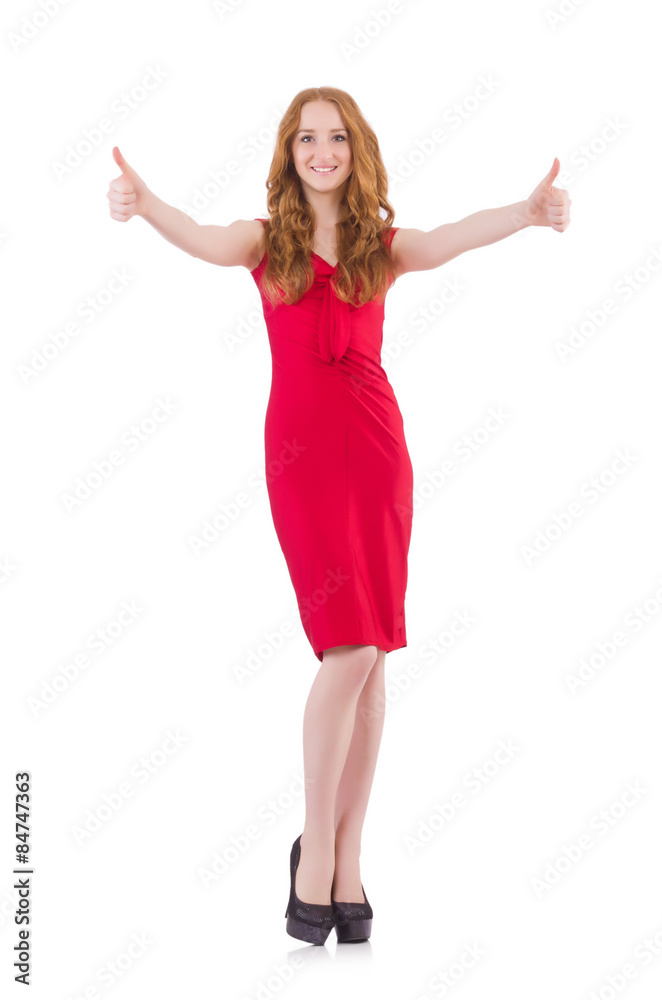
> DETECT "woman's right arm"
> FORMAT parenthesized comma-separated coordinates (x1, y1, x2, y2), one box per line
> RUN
(107, 146, 263, 270)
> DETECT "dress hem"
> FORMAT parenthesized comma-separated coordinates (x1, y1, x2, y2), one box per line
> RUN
(313, 638, 407, 664)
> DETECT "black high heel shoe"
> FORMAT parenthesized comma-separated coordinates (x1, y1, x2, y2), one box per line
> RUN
(285, 834, 335, 945)
(331, 882, 373, 942)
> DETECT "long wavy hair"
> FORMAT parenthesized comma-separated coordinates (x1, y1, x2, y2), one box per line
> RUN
(258, 87, 397, 308)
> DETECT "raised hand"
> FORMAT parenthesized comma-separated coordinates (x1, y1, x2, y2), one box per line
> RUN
(523, 157, 571, 232)
(107, 146, 150, 221)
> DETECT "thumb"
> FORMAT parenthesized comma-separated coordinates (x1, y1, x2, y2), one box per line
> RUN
(542, 156, 560, 189)
(112, 145, 137, 180)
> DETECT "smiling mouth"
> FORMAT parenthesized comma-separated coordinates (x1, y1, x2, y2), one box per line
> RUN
(310, 166, 337, 173)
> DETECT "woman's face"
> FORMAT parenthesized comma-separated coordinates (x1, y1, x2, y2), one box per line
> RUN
(290, 100, 353, 199)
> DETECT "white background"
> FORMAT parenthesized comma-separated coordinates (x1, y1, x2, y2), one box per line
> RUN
(2, 0, 661, 997)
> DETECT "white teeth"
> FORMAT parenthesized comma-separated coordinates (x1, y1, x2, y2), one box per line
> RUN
(311, 166, 336, 172)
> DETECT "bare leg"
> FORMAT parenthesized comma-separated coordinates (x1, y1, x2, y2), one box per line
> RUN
(295, 643, 379, 904)
(333, 649, 386, 901)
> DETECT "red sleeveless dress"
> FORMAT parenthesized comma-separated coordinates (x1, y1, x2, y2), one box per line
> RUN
(251, 219, 414, 663)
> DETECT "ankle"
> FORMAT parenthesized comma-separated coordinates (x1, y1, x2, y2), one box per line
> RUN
(333, 821, 362, 853)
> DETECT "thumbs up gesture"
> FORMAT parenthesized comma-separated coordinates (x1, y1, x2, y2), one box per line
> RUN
(107, 146, 150, 221)
(523, 157, 571, 232)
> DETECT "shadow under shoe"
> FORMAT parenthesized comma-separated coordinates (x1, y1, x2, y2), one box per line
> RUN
(285, 834, 335, 945)
(331, 883, 373, 942)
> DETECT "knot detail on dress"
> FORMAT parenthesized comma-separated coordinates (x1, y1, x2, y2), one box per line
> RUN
(315, 258, 350, 363)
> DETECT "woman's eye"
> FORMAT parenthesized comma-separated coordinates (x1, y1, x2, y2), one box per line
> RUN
(300, 135, 346, 142)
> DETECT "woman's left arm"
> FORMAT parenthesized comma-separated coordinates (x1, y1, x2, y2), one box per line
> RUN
(392, 157, 571, 276)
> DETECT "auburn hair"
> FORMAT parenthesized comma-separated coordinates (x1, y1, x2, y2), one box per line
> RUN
(258, 86, 397, 309)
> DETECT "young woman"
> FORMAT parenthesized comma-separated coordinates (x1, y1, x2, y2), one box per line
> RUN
(107, 86, 570, 946)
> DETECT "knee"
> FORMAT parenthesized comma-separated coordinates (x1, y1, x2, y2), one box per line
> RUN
(352, 644, 379, 678)
(323, 644, 378, 686)
(362, 651, 385, 688)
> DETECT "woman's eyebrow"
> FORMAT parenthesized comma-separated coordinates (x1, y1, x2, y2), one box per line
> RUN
(296, 128, 348, 134)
